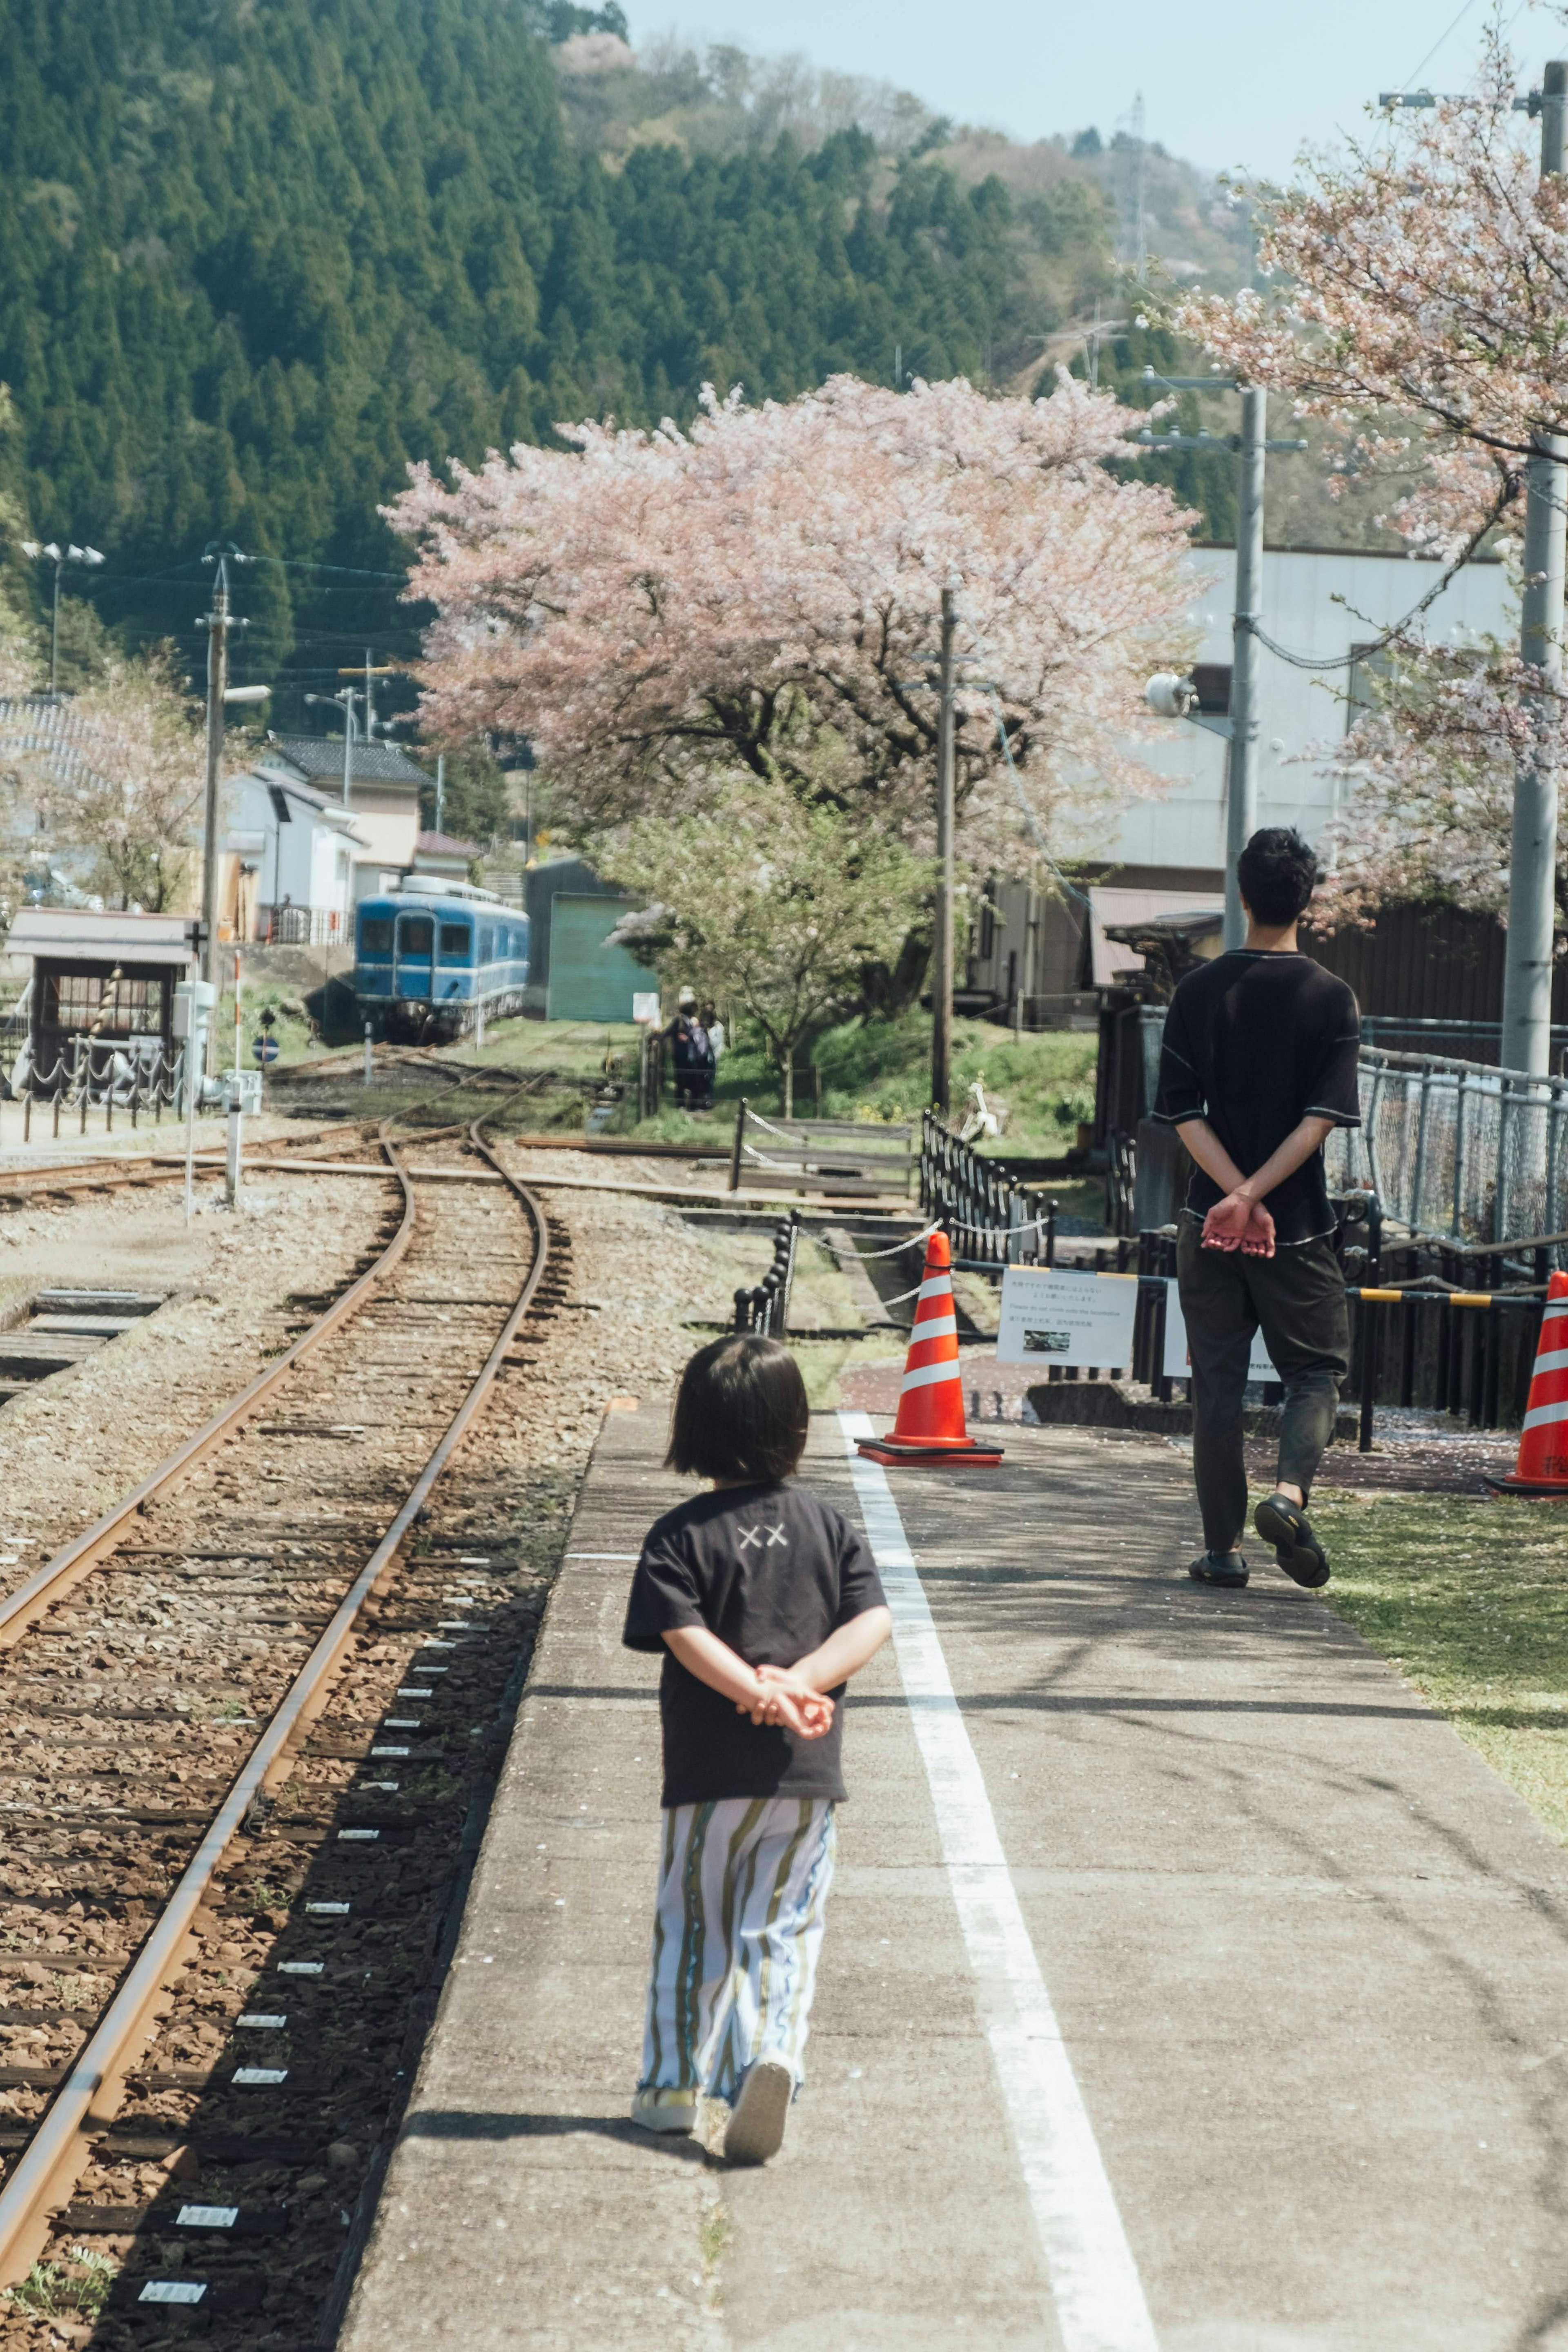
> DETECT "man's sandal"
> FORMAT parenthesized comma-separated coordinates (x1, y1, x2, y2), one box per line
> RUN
(1187, 1551, 1250, 1588)
(1254, 1492, 1330, 1588)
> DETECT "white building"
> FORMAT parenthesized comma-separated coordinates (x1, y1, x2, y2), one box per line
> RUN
(255, 735, 429, 897)
(226, 768, 367, 944)
(966, 543, 1517, 1020)
(1107, 542, 1514, 882)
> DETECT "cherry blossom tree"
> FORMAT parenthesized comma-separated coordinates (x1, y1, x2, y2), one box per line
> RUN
(1307, 634, 1564, 928)
(389, 372, 1198, 1001)
(19, 650, 209, 911)
(1177, 33, 1561, 554)
(602, 775, 928, 1111)
(1175, 31, 1568, 924)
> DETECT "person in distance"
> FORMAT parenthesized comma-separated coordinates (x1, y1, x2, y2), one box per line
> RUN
(623, 1334, 891, 2164)
(1152, 826, 1360, 1591)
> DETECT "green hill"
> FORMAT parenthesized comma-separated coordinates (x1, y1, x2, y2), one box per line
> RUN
(0, 0, 1036, 711)
(0, 5, 1267, 715)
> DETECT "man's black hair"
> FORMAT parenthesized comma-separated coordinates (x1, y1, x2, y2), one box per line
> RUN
(1237, 826, 1319, 929)
(666, 1334, 810, 1484)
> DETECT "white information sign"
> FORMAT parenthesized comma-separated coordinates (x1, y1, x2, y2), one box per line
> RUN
(632, 991, 661, 1025)
(996, 1266, 1138, 1370)
(1160, 1278, 1279, 1383)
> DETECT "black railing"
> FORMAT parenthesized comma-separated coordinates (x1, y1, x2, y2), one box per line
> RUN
(1127, 1194, 1550, 1443)
(919, 1111, 1058, 1266)
(733, 1212, 802, 1338)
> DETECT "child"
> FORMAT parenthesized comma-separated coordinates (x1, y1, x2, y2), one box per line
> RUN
(623, 1333, 892, 2165)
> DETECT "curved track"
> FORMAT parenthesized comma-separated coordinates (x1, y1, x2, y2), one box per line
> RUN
(0, 1089, 564, 2336)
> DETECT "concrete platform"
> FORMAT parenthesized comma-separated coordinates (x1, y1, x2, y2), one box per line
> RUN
(342, 1408, 1568, 2350)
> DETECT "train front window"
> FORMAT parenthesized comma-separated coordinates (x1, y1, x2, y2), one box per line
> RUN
(361, 918, 393, 955)
(439, 924, 468, 956)
(399, 918, 434, 954)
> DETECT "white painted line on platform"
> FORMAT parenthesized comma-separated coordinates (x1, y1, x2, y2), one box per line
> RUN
(837, 1409, 1158, 2352)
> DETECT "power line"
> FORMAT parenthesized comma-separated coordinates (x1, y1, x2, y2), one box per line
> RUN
(1403, 0, 1480, 94)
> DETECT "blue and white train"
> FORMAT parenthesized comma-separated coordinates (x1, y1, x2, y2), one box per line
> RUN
(353, 883, 530, 1042)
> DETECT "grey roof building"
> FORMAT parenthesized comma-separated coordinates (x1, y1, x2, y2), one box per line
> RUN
(258, 733, 428, 885)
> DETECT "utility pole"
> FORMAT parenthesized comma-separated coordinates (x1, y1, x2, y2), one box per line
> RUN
(1503, 58, 1568, 1077)
(309, 687, 361, 804)
(931, 584, 957, 1116)
(339, 660, 396, 748)
(435, 753, 445, 836)
(199, 550, 232, 1027)
(1133, 381, 1305, 942)
(1227, 386, 1268, 949)
(20, 541, 104, 695)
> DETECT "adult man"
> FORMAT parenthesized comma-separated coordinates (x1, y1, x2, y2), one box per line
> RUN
(1152, 827, 1361, 1590)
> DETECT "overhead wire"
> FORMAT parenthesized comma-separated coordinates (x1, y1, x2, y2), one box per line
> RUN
(1238, 476, 1518, 673)
(1402, 0, 1481, 94)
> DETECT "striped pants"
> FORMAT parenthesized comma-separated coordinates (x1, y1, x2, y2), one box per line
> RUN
(637, 1797, 836, 2113)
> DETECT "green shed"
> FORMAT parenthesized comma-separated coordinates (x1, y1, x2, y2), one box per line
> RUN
(545, 893, 647, 1022)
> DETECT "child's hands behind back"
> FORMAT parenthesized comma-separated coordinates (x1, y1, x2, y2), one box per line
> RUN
(741, 1667, 834, 1740)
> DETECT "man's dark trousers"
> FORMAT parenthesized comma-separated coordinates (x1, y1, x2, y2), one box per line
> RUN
(1176, 1222, 1350, 1556)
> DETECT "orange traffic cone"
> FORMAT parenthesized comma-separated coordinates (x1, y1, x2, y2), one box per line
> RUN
(1491, 1270, 1568, 1495)
(856, 1228, 1004, 1468)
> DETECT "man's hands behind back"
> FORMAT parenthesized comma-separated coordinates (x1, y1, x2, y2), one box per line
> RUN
(1201, 1190, 1276, 1258)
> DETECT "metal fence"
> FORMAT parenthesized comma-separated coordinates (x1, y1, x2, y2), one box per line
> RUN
(259, 904, 345, 946)
(1328, 1048, 1568, 1255)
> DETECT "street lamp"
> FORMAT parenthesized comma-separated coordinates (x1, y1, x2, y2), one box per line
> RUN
(304, 688, 361, 807)
(19, 540, 105, 695)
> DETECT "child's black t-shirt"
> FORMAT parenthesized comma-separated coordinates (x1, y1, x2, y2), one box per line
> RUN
(622, 1481, 886, 1807)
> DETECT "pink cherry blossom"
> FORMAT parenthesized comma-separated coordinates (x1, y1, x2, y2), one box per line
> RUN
(1177, 33, 1562, 555)
(387, 372, 1200, 875)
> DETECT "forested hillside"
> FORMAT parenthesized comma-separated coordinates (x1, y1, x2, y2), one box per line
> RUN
(0, 0, 1256, 713)
(0, 0, 1016, 704)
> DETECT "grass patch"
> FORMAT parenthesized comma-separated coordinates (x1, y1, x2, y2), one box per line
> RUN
(791, 1334, 906, 1409)
(1313, 1491, 1568, 1843)
(4, 2248, 118, 2319)
(443, 1018, 643, 1084)
(262, 1006, 1098, 1158)
(214, 981, 323, 1070)
(603, 1008, 1096, 1156)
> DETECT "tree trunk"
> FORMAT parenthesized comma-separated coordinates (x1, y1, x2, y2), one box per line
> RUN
(781, 1052, 794, 1118)
(859, 922, 932, 1020)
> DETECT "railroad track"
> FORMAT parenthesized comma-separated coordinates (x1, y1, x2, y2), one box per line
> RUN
(0, 1040, 518, 1211)
(0, 1083, 572, 2346)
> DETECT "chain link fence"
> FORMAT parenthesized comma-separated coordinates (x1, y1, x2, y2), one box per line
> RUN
(1327, 1049, 1568, 1252)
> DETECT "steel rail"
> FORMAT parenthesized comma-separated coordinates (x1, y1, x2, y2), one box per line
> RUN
(0, 1113, 550, 2284)
(0, 1137, 414, 1652)
(0, 1066, 519, 1649)
(0, 1117, 384, 1207)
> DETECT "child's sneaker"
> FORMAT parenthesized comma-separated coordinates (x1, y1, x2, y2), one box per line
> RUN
(722, 2060, 793, 2165)
(631, 2087, 696, 2134)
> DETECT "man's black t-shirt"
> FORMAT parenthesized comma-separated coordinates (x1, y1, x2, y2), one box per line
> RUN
(1152, 950, 1361, 1244)
(622, 1481, 886, 1807)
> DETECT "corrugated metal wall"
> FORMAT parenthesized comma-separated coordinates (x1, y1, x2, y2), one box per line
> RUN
(1305, 902, 1568, 1025)
(544, 894, 648, 1022)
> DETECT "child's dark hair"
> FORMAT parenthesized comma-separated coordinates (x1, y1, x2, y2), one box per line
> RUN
(666, 1334, 810, 1484)
(1237, 826, 1319, 927)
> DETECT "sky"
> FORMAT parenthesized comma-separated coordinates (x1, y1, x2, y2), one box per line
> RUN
(624, 0, 1553, 181)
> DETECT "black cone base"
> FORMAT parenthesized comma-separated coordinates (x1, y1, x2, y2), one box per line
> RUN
(856, 1437, 1004, 1468)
